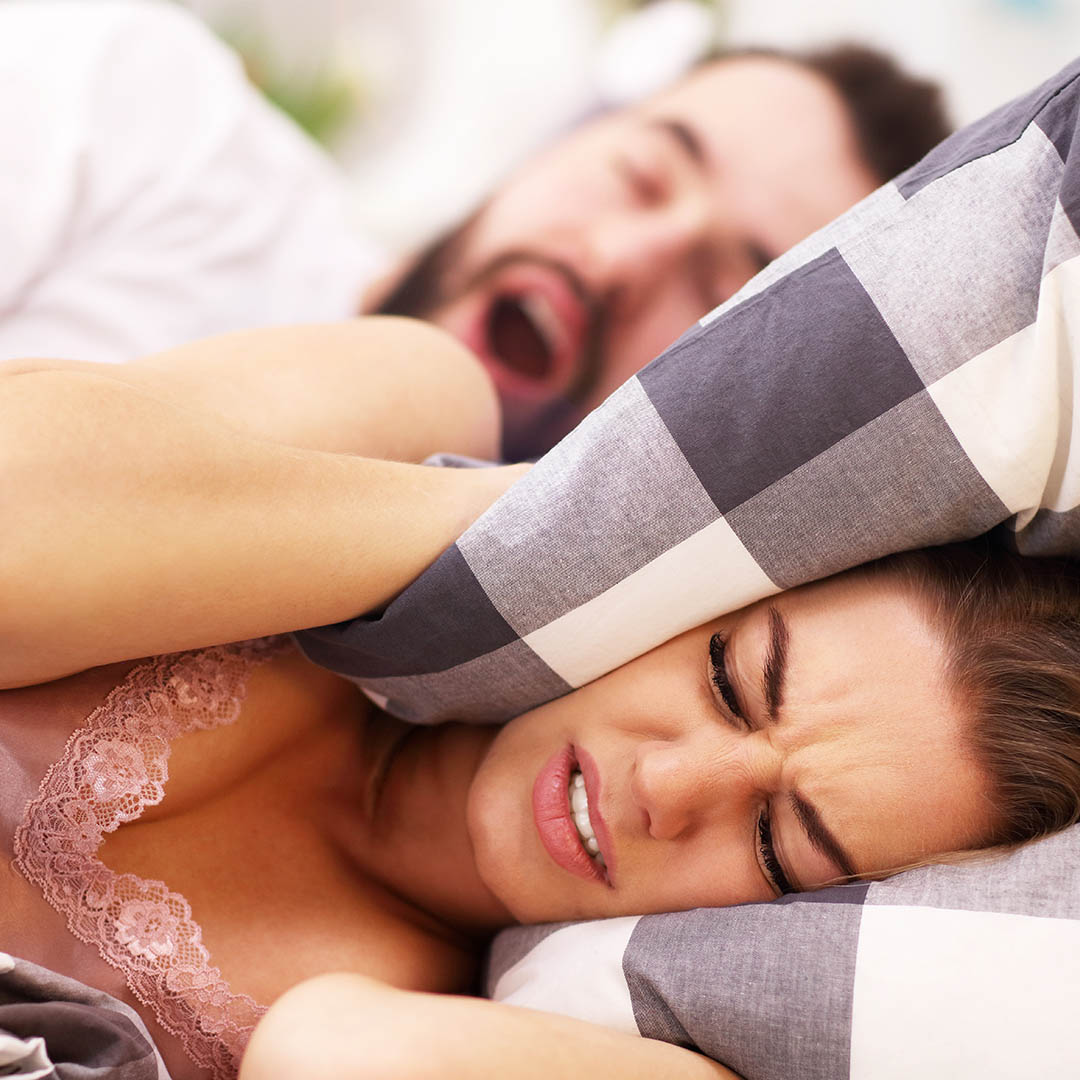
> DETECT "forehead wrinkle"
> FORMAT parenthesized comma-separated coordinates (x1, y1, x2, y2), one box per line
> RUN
(782, 709, 951, 789)
(784, 723, 993, 864)
(781, 649, 951, 749)
(764, 580, 998, 870)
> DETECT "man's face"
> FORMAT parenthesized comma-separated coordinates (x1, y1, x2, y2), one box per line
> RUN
(375, 56, 879, 459)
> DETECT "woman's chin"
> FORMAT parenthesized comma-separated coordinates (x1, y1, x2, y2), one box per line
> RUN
(466, 780, 555, 925)
(467, 819, 606, 926)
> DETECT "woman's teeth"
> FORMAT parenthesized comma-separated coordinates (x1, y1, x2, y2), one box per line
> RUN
(569, 770, 605, 867)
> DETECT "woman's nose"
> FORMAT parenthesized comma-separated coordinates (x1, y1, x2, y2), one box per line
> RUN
(631, 736, 749, 841)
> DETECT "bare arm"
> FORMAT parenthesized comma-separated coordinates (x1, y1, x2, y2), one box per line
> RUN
(239, 974, 742, 1080)
(0, 316, 500, 460)
(0, 319, 518, 686)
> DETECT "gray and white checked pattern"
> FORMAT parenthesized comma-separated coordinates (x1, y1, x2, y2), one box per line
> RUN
(298, 57, 1080, 1078)
(487, 828, 1080, 1079)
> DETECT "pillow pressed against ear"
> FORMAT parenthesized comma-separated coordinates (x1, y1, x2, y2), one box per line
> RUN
(297, 54, 1080, 1078)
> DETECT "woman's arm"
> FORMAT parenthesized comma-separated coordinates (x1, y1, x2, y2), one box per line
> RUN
(0, 316, 500, 460)
(0, 320, 519, 687)
(239, 974, 742, 1080)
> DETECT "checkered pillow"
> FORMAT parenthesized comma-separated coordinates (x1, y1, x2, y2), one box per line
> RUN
(298, 56, 1080, 725)
(485, 827, 1080, 1078)
(296, 57, 1080, 1077)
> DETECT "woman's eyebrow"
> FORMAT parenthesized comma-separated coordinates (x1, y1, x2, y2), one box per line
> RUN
(789, 791, 859, 881)
(762, 606, 790, 723)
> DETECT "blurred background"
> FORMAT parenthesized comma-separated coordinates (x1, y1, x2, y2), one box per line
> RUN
(177, 0, 1080, 255)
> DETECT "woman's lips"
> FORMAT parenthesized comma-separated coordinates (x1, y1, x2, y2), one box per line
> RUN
(532, 746, 612, 886)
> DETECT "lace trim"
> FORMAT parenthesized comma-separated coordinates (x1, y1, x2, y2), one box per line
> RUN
(14, 638, 288, 1080)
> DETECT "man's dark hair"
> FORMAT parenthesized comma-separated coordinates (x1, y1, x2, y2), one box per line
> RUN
(705, 43, 953, 184)
(799, 44, 952, 182)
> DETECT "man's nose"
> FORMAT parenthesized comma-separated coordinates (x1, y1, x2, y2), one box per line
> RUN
(631, 736, 753, 841)
(585, 197, 710, 302)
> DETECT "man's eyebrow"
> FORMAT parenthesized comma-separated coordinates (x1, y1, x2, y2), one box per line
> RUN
(647, 116, 777, 274)
(762, 606, 789, 723)
(789, 792, 859, 881)
(648, 116, 708, 170)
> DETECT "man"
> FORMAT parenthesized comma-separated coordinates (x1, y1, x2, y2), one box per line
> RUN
(0, 1, 948, 459)
(374, 47, 951, 457)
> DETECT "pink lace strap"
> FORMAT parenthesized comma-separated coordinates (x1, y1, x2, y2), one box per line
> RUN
(14, 638, 288, 1080)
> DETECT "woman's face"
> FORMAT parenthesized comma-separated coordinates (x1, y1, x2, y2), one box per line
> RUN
(466, 573, 994, 924)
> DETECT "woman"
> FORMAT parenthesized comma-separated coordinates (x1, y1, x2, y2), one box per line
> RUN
(2, 319, 1079, 1080)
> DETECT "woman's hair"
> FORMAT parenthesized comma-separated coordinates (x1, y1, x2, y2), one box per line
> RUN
(862, 540, 1080, 848)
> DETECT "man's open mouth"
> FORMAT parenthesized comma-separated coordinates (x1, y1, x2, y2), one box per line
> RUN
(485, 293, 558, 380)
(470, 258, 591, 398)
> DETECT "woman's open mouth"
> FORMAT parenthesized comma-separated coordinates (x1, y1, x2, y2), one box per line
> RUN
(533, 746, 612, 886)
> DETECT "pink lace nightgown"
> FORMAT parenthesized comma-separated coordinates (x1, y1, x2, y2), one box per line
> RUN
(2, 639, 287, 1080)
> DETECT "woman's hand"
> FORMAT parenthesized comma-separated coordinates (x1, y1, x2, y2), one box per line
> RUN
(0, 321, 528, 687)
(239, 973, 742, 1080)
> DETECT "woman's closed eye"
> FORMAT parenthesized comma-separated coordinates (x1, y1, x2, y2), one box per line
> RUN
(757, 810, 796, 897)
(708, 632, 747, 726)
(708, 634, 797, 896)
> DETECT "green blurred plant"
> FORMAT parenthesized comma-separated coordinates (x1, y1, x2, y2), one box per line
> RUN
(215, 23, 367, 147)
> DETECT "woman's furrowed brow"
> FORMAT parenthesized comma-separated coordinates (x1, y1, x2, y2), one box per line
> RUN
(762, 606, 790, 723)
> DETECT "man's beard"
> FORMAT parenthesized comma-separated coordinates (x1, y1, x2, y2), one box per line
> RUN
(372, 216, 607, 462)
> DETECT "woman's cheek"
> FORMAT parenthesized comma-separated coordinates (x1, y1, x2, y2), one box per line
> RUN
(466, 741, 536, 905)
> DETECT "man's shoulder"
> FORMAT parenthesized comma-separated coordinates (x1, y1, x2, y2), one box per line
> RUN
(0, 0, 377, 363)
(0, 0, 240, 92)
(0, 0, 228, 51)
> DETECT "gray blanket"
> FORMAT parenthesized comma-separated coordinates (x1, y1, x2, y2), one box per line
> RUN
(0, 953, 168, 1080)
